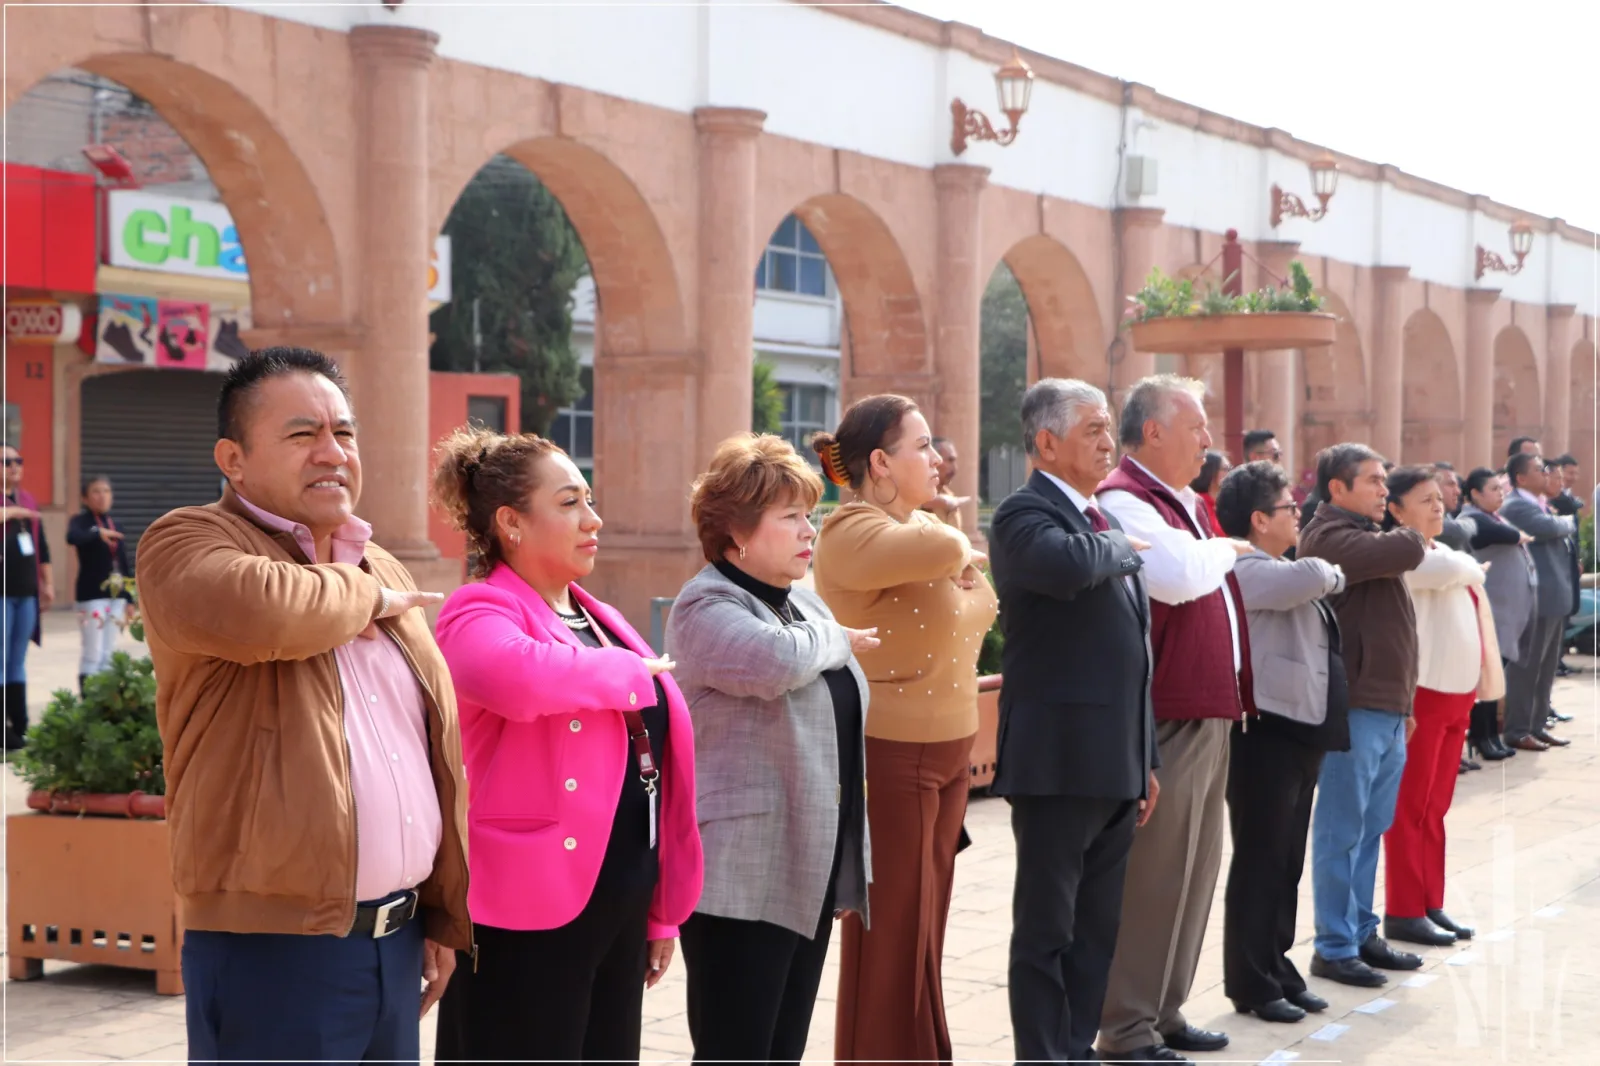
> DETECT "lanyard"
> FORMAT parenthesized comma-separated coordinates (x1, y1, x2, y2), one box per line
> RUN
(572, 601, 660, 845)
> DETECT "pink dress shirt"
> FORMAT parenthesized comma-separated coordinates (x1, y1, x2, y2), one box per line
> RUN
(435, 563, 703, 939)
(236, 495, 443, 902)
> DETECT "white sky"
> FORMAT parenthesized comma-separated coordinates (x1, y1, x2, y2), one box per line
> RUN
(893, 0, 1600, 233)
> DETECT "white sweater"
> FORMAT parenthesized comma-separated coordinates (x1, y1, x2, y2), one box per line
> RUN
(1404, 542, 1488, 695)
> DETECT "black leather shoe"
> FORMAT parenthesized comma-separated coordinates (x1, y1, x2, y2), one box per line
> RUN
(1233, 998, 1306, 1023)
(1480, 733, 1513, 760)
(1288, 989, 1330, 1012)
(1159, 1025, 1228, 1053)
(1551, 708, 1574, 722)
(1428, 909, 1475, 939)
(1384, 915, 1457, 946)
(1535, 730, 1572, 747)
(1097, 1044, 1192, 1063)
(1311, 953, 1387, 987)
(1361, 934, 1425, 970)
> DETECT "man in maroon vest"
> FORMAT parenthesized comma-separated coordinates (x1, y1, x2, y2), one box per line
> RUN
(1095, 375, 1253, 1064)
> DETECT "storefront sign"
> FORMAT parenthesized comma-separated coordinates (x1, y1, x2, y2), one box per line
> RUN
(5, 300, 82, 344)
(106, 190, 452, 301)
(94, 292, 251, 371)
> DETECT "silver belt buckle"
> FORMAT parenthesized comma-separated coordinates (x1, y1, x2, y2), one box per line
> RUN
(371, 892, 416, 939)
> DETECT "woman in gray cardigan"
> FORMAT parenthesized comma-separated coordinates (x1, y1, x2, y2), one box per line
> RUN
(1216, 462, 1349, 1019)
(665, 434, 877, 1065)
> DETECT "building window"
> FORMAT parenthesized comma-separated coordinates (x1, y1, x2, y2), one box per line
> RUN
(466, 395, 507, 433)
(779, 383, 829, 459)
(755, 215, 828, 298)
(549, 367, 594, 473)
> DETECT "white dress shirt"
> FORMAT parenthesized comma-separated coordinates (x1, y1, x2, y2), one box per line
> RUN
(1099, 458, 1242, 672)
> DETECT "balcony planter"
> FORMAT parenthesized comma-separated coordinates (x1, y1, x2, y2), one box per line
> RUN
(969, 675, 1002, 790)
(25, 789, 165, 818)
(1128, 310, 1337, 355)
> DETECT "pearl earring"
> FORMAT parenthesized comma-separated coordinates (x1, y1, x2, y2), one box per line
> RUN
(738, 544, 746, 559)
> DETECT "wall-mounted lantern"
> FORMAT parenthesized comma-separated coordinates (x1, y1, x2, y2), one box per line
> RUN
(1269, 153, 1339, 227)
(1475, 220, 1535, 281)
(950, 50, 1035, 156)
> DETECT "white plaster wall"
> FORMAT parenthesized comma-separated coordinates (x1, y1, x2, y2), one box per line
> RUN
(754, 294, 840, 350)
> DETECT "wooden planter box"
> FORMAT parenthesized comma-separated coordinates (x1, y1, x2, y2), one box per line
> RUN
(969, 675, 1001, 791)
(7, 807, 183, 995)
(1128, 311, 1337, 355)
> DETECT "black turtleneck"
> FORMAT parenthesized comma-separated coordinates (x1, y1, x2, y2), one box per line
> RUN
(713, 558, 863, 891)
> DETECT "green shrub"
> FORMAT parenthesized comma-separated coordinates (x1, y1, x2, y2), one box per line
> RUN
(14, 653, 164, 796)
(1582, 513, 1596, 575)
(977, 615, 1004, 677)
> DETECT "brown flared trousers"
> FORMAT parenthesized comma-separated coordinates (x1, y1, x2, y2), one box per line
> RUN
(835, 734, 972, 1065)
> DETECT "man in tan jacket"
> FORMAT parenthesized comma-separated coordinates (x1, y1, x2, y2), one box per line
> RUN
(137, 347, 470, 1063)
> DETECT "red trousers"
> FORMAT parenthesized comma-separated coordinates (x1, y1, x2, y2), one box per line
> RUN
(1384, 687, 1474, 917)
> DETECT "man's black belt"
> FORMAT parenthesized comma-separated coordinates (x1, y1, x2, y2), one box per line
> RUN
(350, 889, 420, 939)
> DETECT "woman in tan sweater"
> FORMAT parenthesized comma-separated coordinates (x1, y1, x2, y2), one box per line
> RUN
(812, 394, 997, 1065)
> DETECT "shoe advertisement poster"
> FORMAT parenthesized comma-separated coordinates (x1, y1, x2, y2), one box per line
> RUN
(95, 293, 252, 371)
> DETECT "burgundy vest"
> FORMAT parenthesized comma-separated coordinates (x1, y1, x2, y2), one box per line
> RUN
(1099, 458, 1255, 723)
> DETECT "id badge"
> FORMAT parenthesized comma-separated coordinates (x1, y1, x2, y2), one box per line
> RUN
(647, 783, 658, 849)
(15, 531, 34, 558)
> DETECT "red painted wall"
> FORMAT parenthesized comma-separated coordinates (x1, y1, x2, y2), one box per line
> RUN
(1, 164, 96, 293)
(5, 346, 54, 504)
(427, 372, 521, 569)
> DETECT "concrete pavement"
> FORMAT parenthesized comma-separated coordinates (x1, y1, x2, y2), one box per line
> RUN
(5, 608, 1600, 1063)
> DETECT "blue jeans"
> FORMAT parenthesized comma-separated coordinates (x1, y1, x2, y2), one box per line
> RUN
(183, 919, 424, 1065)
(1311, 707, 1408, 959)
(2, 597, 38, 685)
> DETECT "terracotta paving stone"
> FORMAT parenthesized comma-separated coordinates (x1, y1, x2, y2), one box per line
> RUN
(8, 611, 1600, 1062)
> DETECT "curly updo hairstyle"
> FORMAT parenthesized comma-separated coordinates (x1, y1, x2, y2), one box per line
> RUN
(811, 393, 920, 490)
(432, 425, 563, 578)
(1381, 464, 1439, 531)
(691, 434, 824, 563)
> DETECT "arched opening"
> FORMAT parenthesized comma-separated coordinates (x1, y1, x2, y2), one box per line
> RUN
(1300, 291, 1368, 473)
(1492, 326, 1542, 458)
(1570, 336, 1598, 488)
(1401, 309, 1462, 465)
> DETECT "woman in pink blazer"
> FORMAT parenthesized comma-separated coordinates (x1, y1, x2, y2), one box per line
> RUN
(429, 428, 703, 1062)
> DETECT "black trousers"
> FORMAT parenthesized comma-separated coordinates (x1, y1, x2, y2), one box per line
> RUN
(1222, 722, 1324, 1005)
(1007, 794, 1139, 1063)
(679, 895, 836, 1065)
(434, 879, 653, 1062)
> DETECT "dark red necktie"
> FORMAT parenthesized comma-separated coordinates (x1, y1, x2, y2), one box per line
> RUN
(1084, 505, 1110, 533)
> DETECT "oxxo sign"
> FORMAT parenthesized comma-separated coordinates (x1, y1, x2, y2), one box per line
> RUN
(107, 190, 452, 302)
(6, 300, 83, 344)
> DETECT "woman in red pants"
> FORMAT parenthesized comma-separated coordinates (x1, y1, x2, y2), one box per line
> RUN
(1381, 465, 1497, 948)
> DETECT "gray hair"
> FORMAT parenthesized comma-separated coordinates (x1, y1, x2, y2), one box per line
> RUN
(1119, 374, 1208, 448)
(1021, 378, 1109, 458)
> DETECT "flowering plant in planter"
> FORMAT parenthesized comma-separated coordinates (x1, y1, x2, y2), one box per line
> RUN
(1125, 261, 1324, 325)
(14, 652, 165, 799)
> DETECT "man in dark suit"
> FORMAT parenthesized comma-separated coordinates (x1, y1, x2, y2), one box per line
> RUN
(1499, 451, 1577, 750)
(989, 378, 1159, 1065)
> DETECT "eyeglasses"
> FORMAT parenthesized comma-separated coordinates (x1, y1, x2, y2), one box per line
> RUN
(1268, 503, 1299, 514)
(1, 458, 21, 468)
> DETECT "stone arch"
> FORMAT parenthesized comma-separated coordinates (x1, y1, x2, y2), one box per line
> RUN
(1492, 326, 1542, 458)
(1001, 235, 1104, 384)
(1300, 291, 1368, 464)
(1402, 309, 1462, 465)
(1571, 336, 1598, 484)
(9, 44, 345, 327)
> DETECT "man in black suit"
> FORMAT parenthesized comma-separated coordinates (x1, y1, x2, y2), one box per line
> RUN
(989, 378, 1160, 1064)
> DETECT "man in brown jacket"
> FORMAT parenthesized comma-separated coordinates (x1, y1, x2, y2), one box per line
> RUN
(137, 348, 470, 1063)
(1297, 443, 1427, 989)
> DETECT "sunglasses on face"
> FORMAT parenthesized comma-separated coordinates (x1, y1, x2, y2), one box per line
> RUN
(2, 457, 21, 468)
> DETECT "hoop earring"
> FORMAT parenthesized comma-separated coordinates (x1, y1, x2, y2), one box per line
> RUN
(866, 474, 900, 509)
(510, 532, 522, 547)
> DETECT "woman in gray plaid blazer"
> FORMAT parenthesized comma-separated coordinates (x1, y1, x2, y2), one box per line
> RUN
(665, 434, 878, 1065)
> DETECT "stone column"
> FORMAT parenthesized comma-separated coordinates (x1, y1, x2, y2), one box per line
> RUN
(1370, 266, 1410, 461)
(1112, 207, 1165, 405)
(1464, 288, 1500, 466)
(932, 164, 988, 531)
(1254, 240, 1301, 473)
(1545, 304, 1578, 454)
(349, 26, 439, 566)
(694, 107, 765, 464)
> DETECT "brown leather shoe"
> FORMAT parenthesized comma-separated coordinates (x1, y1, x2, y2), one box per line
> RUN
(1534, 731, 1572, 747)
(1510, 736, 1550, 751)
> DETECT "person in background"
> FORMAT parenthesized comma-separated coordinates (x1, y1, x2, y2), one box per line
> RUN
(988, 379, 1156, 1065)
(1096, 375, 1253, 1064)
(136, 348, 467, 1062)
(1508, 436, 1541, 460)
(1498, 452, 1575, 752)
(1460, 467, 1534, 764)
(1189, 450, 1230, 534)
(1215, 461, 1344, 1025)
(1380, 466, 1493, 948)
(1547, 455, 1584, 518)
(1243, 429, 1282, 464)
(1540, 459, 1586, 688)
(430, 428, 702, 1062)
(921, 435, 969, 528)
(66, 475, 135, 691)
(812, 394, 997, 1066)
(665, 433, 876, 1065)
(1298, 443, 1427, 989)
(2, 443, 52, 750)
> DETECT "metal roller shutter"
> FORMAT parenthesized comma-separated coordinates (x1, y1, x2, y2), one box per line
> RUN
(80, 370, 224, 560)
